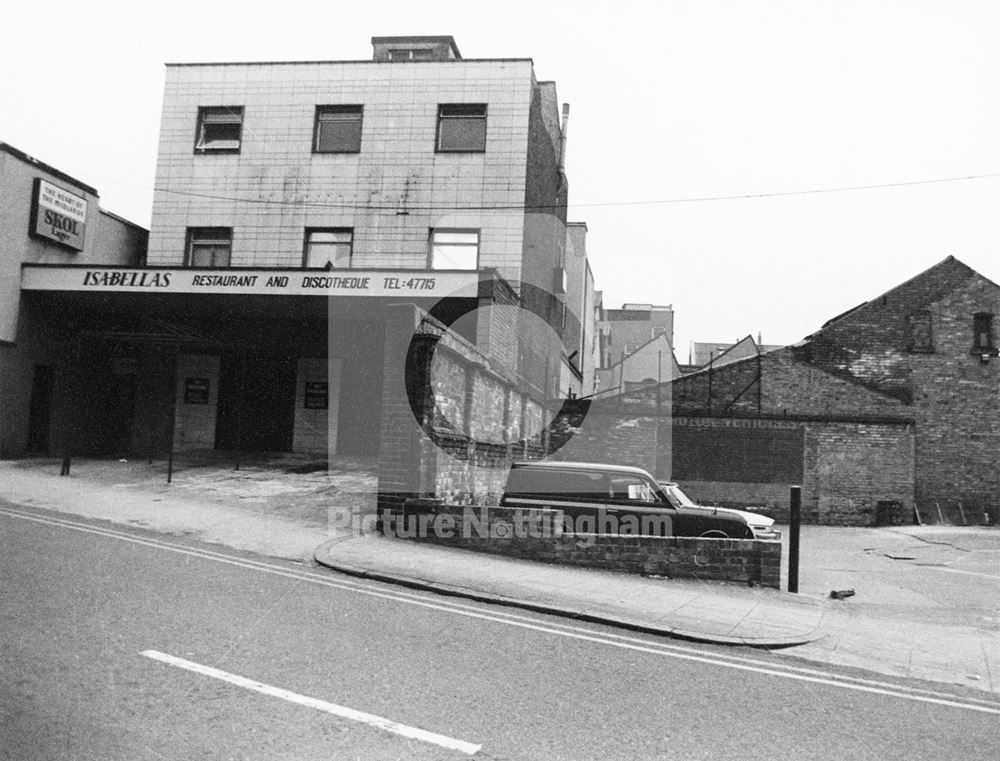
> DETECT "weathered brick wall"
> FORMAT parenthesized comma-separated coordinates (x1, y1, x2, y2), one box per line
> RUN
(377, 304, 552, 513)
(793, 256, 975, 402)
(793, 259, 1000, 522)
(666, 348, 909, 420)
(548, 397, 662, 476)
(390, 501, 781, 588)
(429, 350, 467, 435)
(907, 282, 1000, 520)
(470, 372, 507, 443)
(672, 416, 914, 525)
(475, 274, 520, 375)
(804, 422, 915, 525)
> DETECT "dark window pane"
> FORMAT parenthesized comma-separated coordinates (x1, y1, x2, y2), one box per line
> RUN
(438, 118, 486, 151)
(909, 311, 933, 352)
(973, 313, 994, 349)
(315, 107, 363, 153)
(196, 107, 243, 152)
(437, 104, 487, 152)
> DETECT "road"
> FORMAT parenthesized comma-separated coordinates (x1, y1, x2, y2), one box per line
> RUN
(1, 502, 998, 760)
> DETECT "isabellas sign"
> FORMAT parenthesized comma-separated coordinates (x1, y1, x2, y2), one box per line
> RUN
(31, 179, 87, 251)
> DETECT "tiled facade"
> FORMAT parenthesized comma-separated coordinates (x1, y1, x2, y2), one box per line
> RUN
(137, 37, 574, 460)
(149, 58, 551, 286)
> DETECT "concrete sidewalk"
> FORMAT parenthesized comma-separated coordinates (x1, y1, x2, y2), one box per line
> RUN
(314, 534, 826, 647)
(315, 527, 1000, 694)
(314, 529, 1000, 695)
(0, 456, 362, 561)
(2, 457, 998, 696)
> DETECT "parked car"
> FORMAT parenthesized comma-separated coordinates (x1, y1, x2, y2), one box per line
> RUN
(658, 481, 781, 540)
(500, 461, 753, 538)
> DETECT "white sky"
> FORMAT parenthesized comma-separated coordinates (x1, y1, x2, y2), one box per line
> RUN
(4, 1, 1000, 356)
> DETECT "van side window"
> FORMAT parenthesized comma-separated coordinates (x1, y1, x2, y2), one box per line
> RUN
(505, 468, 608, 500)
(610, 476, 657, 502)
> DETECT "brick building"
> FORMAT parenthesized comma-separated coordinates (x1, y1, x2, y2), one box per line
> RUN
(636, 256, 998, 525)
(792, 255, 1000, 521)
(16, 36, 591, 468)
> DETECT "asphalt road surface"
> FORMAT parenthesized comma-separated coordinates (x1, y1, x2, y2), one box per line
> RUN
(2, 502, 998, 760)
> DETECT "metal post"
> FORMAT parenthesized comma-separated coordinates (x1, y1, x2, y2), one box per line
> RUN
(167, 346, 179, 483)
(60, 333, 84, 476)
(707, 353, 714, 414)
(788, 485, 801, 593)
(234, 350, 244, 471)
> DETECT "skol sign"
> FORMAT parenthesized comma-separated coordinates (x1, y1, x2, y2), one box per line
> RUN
(31, 179, 87, 251)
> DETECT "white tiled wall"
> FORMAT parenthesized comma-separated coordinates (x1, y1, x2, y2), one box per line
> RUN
(149, 60, 534, 284)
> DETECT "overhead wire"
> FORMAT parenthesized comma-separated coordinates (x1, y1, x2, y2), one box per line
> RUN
(110, 170, 1000, 213)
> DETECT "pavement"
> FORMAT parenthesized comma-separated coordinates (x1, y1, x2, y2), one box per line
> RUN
(2, 455, 999, 695)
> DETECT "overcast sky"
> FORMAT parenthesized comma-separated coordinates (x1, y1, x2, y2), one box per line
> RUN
(4, 1, 999, 356)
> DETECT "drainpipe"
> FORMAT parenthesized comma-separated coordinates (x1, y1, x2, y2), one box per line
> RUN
(558, 104, 570, 175)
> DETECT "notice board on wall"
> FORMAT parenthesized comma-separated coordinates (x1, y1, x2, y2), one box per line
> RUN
(184, 378, 210, 405)
(304, 381, 328, 409)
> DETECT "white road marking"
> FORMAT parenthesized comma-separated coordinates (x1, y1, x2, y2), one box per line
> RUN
(4, 506, 1000, 715)
(929, 567, 1000, 581)
(141, 650, 481, 756)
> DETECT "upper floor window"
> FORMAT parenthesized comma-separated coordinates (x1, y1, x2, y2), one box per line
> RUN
(388, 48, 435, 61)
(436, 104, 487, 152)
(908, 311, 933, 353)
(314, 106, 363, 153)
(186, 227, 232, 267)
(972, 312, 995, 352)
(195, 107, 243, 153)
(304, 228, 353, 268)
(430, 229, 479, 270)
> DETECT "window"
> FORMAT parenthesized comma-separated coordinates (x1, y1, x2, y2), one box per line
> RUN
(973, 312, 996, 352)
(304, 228, 353, 268)
(436, 104, 487, 152)
(389, 48, 434, 61)
(610, 476, 657, 503)
(186, 228, 232, 267)
(908, 311, 933, 353)
(314, 106, 363, 153)
(195, 107, 243, 153)
(429, 229, 479, 270)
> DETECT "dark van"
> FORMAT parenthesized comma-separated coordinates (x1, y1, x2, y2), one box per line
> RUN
(500, 461, 752, 539)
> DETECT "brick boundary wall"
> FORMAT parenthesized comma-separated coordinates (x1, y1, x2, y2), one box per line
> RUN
(390, 500, 782, 588)
(377, 302, 554, 516)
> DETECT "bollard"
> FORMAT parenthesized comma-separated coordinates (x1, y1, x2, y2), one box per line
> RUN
(788, 485, 801, 593)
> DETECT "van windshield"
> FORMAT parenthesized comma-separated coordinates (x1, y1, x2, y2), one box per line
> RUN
(660, 483, 699, 508)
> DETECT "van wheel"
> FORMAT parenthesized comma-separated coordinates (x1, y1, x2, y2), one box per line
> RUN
(699, 530, 729, 538)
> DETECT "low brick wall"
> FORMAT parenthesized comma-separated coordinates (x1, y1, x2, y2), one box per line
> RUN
(390, 500, 782, 588)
